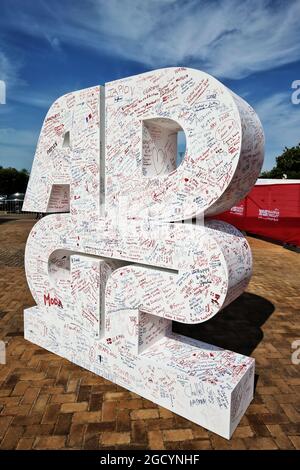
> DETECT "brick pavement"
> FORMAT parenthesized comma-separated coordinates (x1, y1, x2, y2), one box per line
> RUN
(0, 217, 299, 450)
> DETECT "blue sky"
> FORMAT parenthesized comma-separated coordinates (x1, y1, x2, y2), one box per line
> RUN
(0, 0, 299, 172)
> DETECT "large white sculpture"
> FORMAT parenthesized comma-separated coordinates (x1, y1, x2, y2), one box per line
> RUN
(23, 68, 264, 439)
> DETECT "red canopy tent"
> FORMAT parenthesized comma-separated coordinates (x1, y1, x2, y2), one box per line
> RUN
(214, 179, 300, 248)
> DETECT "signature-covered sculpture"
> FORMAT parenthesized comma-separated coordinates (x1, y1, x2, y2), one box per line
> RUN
(23, 67, 264, 439)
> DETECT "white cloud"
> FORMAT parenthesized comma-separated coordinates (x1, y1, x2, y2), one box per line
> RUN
(3, 0, 300, 80)
(0, 50, 23, 87)
(96, 0, 300, 79)
(0, 128, 38, 147)
(12, 90, 56, 109)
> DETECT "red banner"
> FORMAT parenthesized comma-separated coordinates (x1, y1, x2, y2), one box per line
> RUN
(214, 183, 300, 247)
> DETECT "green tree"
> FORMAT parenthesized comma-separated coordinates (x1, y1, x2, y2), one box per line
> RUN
(0, 166, 29, 195)
(260, 143, 300, 179)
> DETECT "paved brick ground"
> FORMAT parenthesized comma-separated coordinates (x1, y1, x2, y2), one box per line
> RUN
(0, 217, 299, 450)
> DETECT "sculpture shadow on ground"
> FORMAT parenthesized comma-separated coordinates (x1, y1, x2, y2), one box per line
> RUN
(0, 217, 19, 225)
(173, 292, 275, 357)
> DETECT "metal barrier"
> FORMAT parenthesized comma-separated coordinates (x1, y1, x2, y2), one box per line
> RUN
(0, 200, 37, 217)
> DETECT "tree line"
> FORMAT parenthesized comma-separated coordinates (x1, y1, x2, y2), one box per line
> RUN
(260, 143, 300, 179)
(0, 167, 29, 195)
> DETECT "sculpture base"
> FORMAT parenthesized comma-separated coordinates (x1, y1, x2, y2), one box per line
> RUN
(24, 306, 254, 439)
